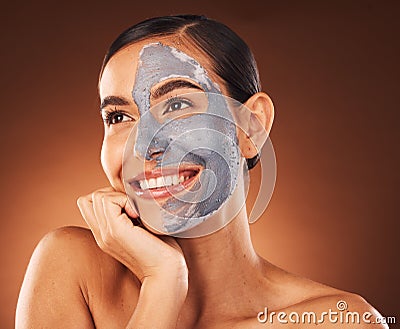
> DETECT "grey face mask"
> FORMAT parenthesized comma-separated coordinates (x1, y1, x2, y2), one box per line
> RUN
(122, 43, 249, 237)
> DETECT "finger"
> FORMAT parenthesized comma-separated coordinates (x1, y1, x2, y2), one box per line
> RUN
(76, 195, 94, 227)
(101, 194, 140, 240)
(100, 195, 165, 252)
(108, 192, 139, 219)
(91, 190, 140, 244)
(91, 190, 112, 241)
(102, 194, 139, 230)
(96, 186, 115, 193)
(76, 195, 103, 245)
(77, 187, 114, 232)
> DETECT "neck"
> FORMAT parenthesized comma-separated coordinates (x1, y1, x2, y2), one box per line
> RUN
(176, 207, 268, 319)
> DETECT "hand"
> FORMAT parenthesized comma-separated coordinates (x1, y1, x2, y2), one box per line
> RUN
(77, 187, 188, 328)
(77, 187, 188, 284)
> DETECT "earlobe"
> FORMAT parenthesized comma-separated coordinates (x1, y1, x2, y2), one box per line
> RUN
(237, 92, 274, 159)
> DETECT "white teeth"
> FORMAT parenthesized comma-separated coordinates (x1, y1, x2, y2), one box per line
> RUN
(156, 176, 163, 188)
(139, 180, 148, 190)
(148, 178, 156, 189)
(138, 173, 196, 190)
(165, 176, 173, 186)
(172, 175, 179, 185)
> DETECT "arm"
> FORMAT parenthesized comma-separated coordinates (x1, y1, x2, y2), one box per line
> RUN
(126, 269, 187, 329)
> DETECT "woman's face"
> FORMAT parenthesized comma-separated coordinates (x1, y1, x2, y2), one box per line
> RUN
(99, 38, 246, 235)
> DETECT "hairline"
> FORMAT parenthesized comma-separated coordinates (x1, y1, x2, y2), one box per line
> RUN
(98, 32, 227, 96)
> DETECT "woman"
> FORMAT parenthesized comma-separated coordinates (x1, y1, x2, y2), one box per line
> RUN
(16, 15, 386, 328)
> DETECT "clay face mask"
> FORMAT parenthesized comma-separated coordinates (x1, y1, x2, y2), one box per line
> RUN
(122, 43, 248, 237)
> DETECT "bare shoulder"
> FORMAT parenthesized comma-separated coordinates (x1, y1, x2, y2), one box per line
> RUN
(252, 263, 388, 328)
(16, 226, 140, 329)
(35, 225, 108, 261)
(22, 226, 119, 282)
(33, 225, 98, 257)
(241, 293, 387, 329)
(282, 292, 389, 328)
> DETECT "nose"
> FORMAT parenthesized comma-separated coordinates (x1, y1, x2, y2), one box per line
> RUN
(134, 112, 168, 162)
(145, 145, 165, 161)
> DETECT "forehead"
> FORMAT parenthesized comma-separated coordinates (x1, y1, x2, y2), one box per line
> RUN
(99, 38, 220, 99)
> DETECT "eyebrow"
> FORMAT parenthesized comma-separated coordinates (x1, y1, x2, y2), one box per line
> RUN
(151, 80, 203, 100)
(100, 96, 130, 111)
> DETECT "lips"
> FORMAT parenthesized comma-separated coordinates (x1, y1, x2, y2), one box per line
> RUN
(129, 165, 201, 199)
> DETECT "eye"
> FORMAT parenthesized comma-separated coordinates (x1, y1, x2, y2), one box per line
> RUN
(163, 98, 192, 114)
(103, 110, 133, 126)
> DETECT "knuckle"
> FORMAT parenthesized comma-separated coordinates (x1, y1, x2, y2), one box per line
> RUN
(92, 191, 109, 205)
(76, 195, 88, 207)
(76, 197, 83, 208)
(98, 186, 115, 192)
(91, 191, 102, 200)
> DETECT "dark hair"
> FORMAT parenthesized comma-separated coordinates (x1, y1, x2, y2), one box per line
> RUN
(101, 14, 261, 169)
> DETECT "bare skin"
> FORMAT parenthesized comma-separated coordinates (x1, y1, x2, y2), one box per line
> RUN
(16, 38, 387, 329)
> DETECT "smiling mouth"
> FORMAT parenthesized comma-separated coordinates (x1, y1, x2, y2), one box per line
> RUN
(129, 165, 202, 199)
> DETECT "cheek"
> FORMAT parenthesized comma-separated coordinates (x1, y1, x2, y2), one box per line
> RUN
(100, 133, 126, 190)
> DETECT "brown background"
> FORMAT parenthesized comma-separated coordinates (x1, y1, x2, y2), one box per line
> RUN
(1, 0, 399, 327)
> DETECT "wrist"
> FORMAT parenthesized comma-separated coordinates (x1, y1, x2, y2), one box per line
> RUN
(127, 273, 187, 329)
(146, 265, 188, 301)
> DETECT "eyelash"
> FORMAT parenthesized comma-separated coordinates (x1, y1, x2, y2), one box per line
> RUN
(102, 108, 132, 126)
(163, 96, 192, 114)
(102, 97, 191, 125)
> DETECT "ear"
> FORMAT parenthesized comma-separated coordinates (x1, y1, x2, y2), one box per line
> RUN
(237, 92, 274, 159)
